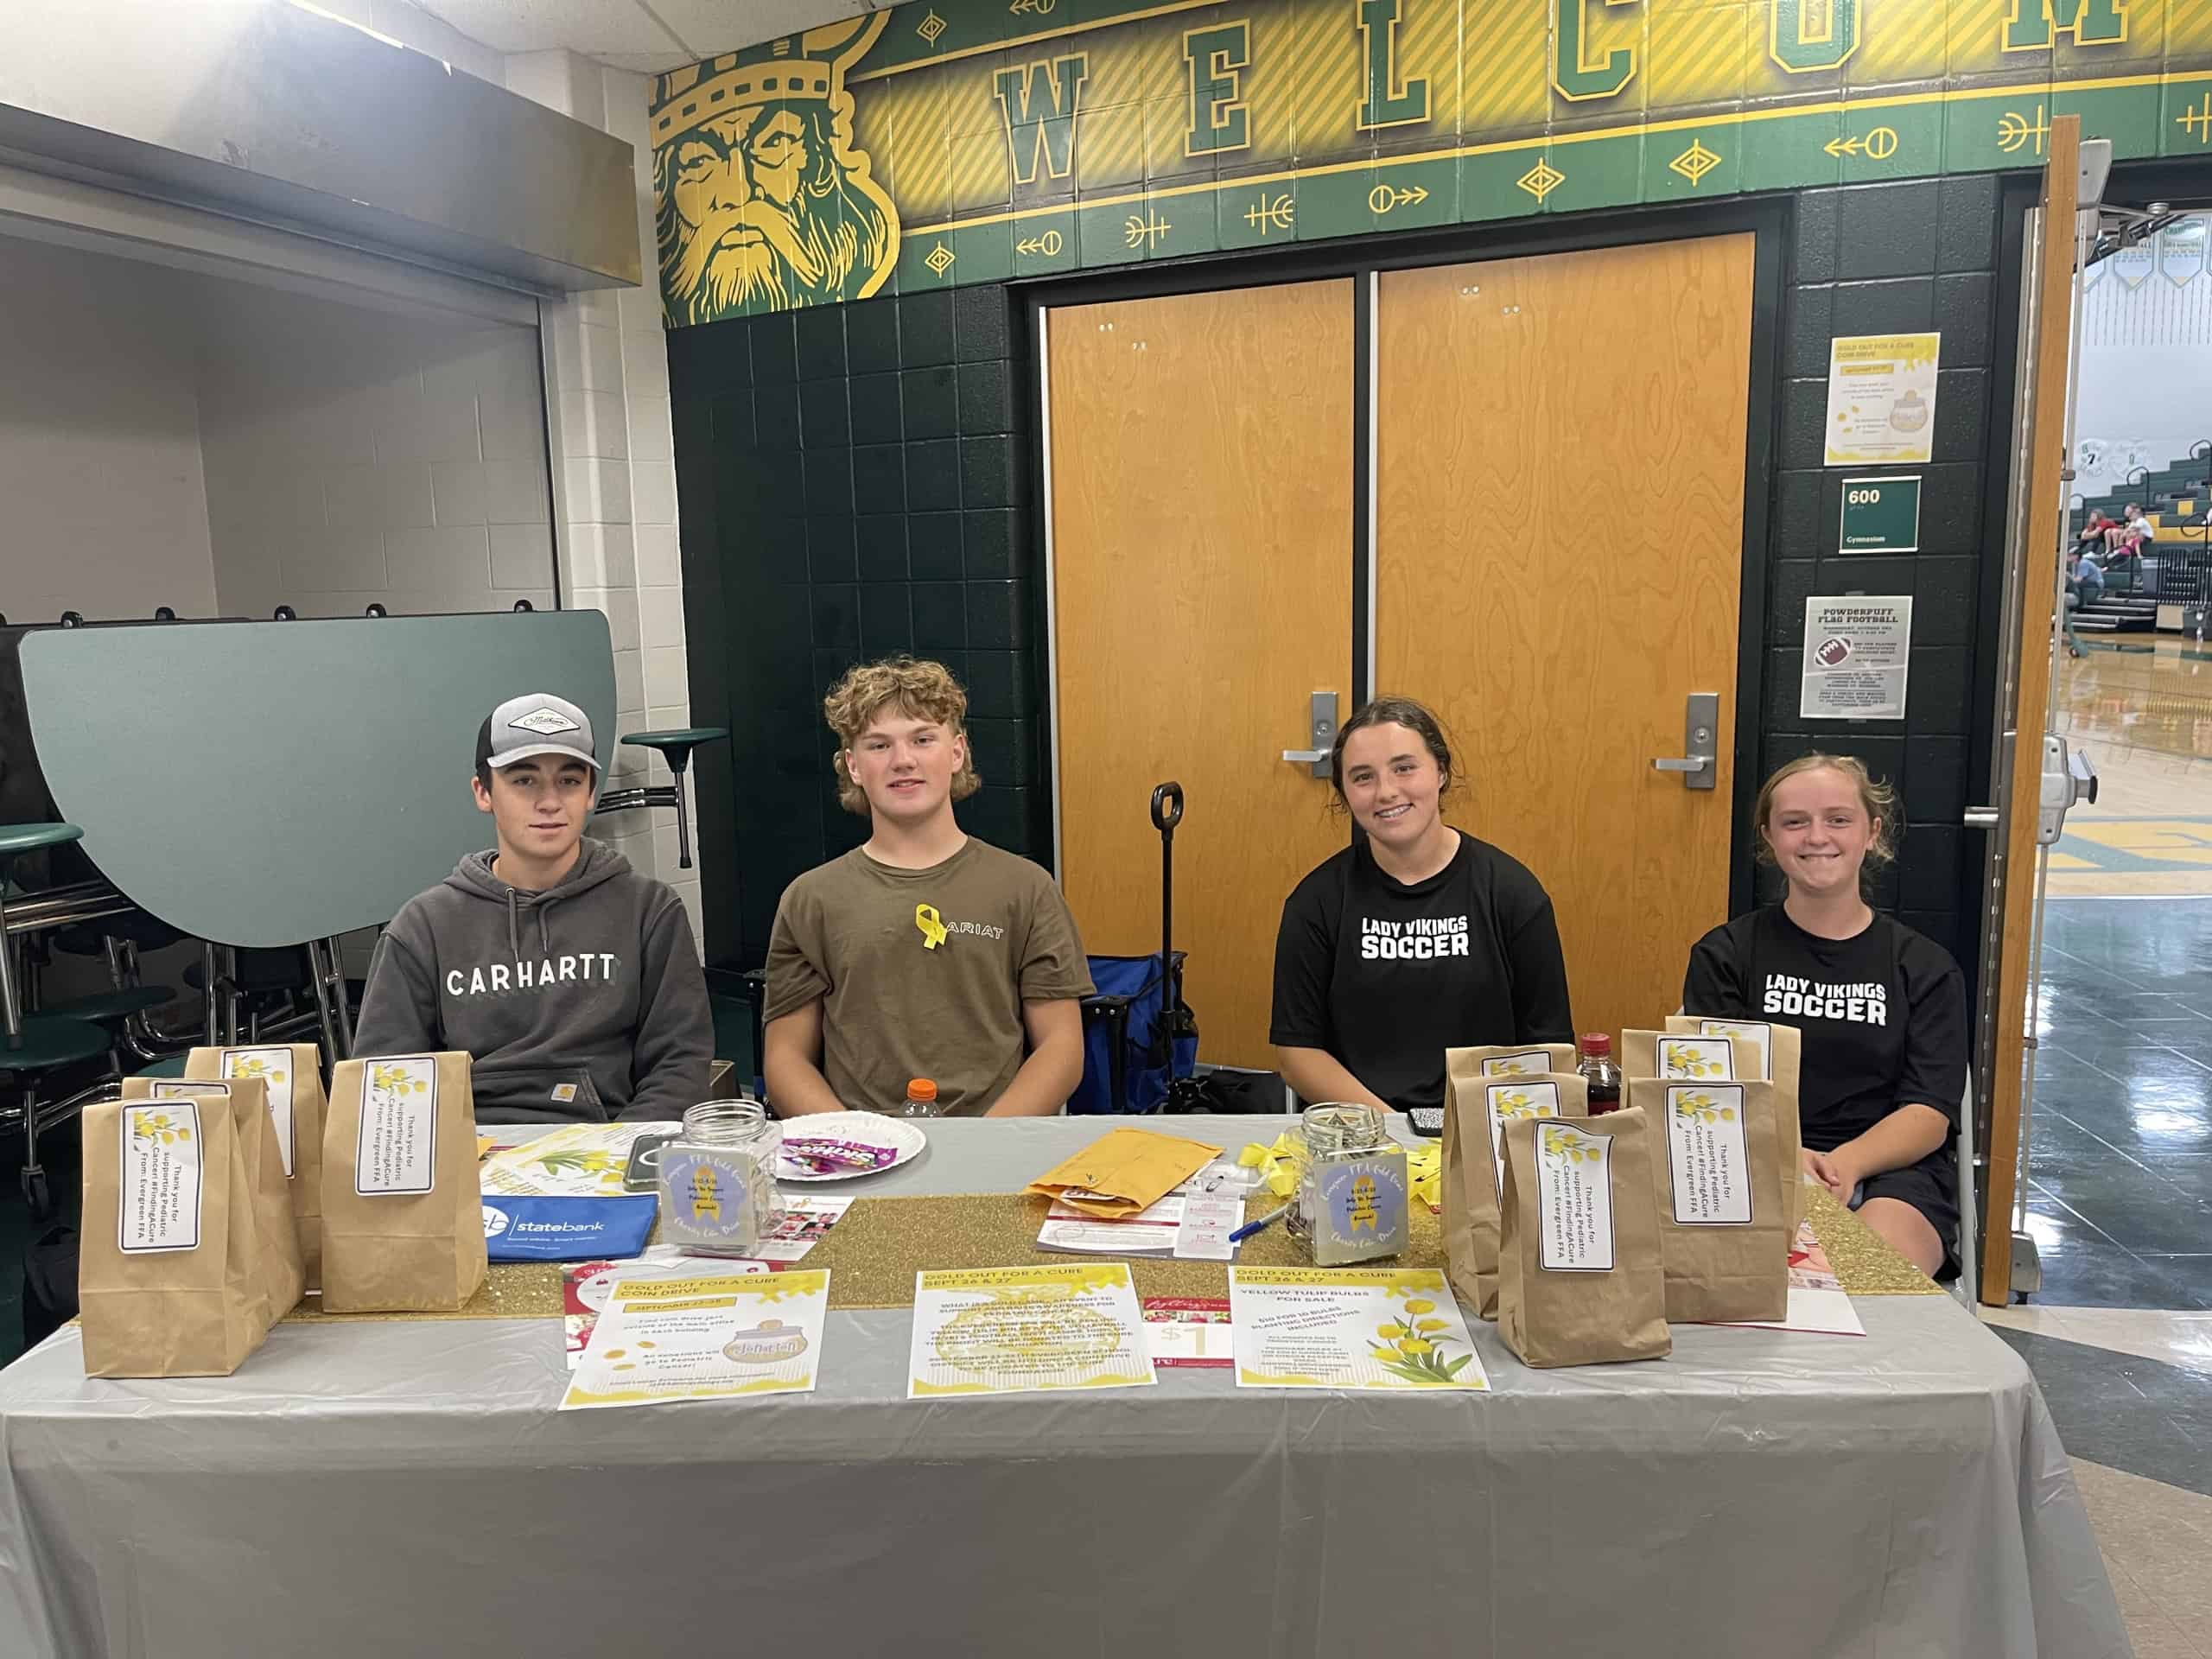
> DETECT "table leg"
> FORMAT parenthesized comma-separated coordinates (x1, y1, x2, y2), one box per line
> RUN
(671, 753, 695, 871)
(0, 890, 21, 1052)
(201, 941, 219, 1048)
(308, 938, 354, 1065)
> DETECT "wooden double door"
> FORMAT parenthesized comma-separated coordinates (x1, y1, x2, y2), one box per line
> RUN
(1047, 235, 1757, 1067)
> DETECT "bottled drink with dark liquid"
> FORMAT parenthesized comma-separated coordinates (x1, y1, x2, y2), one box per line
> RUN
(1576, 1033, 1623, 1116)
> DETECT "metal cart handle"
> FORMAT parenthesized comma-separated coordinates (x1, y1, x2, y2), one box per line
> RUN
(1151, 781, 1184, 834)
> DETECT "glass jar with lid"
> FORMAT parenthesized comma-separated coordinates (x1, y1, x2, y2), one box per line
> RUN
(1294, 1102, 1409, 1266)
(657, 1099, 782, 1256)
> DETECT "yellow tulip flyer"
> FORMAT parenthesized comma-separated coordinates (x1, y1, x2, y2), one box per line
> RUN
(1229, 1268, 1488, 1392)
(908, 1263, 1155, 1398)
(559, 1268, 830, 1411)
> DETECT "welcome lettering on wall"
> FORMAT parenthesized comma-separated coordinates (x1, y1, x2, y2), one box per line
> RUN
(651, 0, 2202, 322)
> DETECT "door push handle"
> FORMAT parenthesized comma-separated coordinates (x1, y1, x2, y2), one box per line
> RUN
(1651, 692, 1719, 791)
(1282, 690, 1338, 779)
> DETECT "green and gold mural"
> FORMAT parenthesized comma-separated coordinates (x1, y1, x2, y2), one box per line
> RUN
(651, 0, 2212, 322)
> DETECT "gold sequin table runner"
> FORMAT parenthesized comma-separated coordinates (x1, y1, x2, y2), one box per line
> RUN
(280, 1180, 1936, 1325)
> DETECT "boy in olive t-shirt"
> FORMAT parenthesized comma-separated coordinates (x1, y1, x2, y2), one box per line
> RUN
(763, 658, 1094, 1117)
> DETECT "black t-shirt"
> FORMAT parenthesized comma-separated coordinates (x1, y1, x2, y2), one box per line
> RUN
(1269, 832, 1573, 1114)
(1681, 906, 1967, 1153)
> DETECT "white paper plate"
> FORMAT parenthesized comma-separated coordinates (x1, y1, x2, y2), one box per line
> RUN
(775, 1112, 928, 1182)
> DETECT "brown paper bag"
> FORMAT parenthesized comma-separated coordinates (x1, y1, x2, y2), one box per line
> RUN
(321, 1052, 487, 1313)
(185, 1044, 327, 1292)
(1497, 1106, 1671, 1368)
(1441, 1051, 1587, 1321)
(80, 1092, 266, 1376)
(1643, 1078, 1789, 1323)
(1667, 1015, 1806, 1228)
(127, 1077, 302, 1329)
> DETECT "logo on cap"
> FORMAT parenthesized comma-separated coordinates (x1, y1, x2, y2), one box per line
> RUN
(510, 706, 581, 736)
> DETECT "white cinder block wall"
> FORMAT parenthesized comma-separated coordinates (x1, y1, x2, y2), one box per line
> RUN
(0, 238, 217, 626)
(505, 52, 700, 938)
(198, 287, 556, 619)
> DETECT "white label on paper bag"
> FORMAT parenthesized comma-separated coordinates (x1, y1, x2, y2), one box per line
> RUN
(1659, 1038, 1735, 1081)
(1536, 1122, 1614, 1273)
(119, 1102, 204, 1253)
(356, 1056, 438, 1196)
(1480, 1050, 1554, 1077)
(1484, 1078, 1560, 1189)
(1694, 1020, 1771, 1081)
(219, 1047, 297, 1177)
(1665, 1084, 1753, 1225)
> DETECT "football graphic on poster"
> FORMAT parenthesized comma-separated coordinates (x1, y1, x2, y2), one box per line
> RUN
(1815, 636, 1853, 667)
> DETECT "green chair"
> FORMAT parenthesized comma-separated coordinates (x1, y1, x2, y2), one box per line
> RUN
(0, 823, 111, 1212)
(598, 728, 730, 871)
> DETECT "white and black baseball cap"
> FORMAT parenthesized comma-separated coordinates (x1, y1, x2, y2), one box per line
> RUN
(477, 694, 599, 775)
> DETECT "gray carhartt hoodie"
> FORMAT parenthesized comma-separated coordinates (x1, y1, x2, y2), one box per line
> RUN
(353, 838, 712, 1122)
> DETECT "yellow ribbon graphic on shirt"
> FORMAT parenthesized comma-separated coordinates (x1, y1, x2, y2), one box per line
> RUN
(916, 904, 948, 950)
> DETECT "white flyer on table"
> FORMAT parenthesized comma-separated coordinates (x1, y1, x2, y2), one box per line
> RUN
(752, 1193, 855, 1262)
(560, 1268, 830, 1409)
(1230, 1267, 1487, 1390)
(1037, 1193, 1187, 1256)
(1721, 1221, 1866, 1337)
(119, 1102, 205, 1254)
(909, 1264, 1154, 1397)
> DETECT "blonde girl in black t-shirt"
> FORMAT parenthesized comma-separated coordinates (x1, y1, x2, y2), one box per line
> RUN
(1683, 754, 1968, 1278)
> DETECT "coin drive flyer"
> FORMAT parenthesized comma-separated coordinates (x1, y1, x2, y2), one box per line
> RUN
(560, 1268, 830, 1410)
(1823, 333, 1939, 465)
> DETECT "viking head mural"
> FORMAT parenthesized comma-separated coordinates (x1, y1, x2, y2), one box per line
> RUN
(651, 14, 899, 322)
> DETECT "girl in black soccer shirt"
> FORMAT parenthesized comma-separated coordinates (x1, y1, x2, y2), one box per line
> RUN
(1683, 754, 1968, 1278)
(1269, 697, 1573, 1119)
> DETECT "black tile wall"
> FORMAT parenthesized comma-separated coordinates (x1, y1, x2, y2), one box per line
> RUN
(674, 285, 1039, 967)
(1774, 178, 2010, 995)
(677, 181, 2014, 982)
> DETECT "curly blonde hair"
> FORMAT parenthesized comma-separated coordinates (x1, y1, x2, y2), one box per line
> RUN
(824, 656, 982, 817)
(1753, 753, 1897, 868)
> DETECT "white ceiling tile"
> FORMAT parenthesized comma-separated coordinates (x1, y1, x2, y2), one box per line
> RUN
(409, 0, 686, 55)
(649, 0, 875, 57)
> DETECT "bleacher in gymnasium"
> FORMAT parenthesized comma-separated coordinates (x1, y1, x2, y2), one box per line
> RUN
(2067, 443, 2212, 636)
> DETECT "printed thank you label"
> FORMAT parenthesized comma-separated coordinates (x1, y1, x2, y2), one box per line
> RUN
(1666, 1084, 1753, 1225)
(220, 1047, 297, 1177)
(120, 1102, 204, 1253)
(1536, 1122, 1614, 1273)
(1484, 1078, 1560, 1188)
(356, 1058, 438, 1196)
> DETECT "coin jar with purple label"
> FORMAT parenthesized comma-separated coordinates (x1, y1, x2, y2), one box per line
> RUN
(657, 1099, 781, 1256)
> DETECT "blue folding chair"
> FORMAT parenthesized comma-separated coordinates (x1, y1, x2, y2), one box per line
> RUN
(1071, 783, 1202, 1115)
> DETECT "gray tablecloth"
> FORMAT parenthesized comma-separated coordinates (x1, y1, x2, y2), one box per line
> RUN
(0, 1116, 2130, 1658)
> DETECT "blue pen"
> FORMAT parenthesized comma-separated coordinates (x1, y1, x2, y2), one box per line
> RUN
(1228, 1203, 1290, 1243)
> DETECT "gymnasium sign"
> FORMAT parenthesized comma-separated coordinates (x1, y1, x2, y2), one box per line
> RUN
(651, 0, 2212, 322)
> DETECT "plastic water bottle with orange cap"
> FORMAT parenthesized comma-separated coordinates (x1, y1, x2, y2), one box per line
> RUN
(895, 1077, 943, 1119)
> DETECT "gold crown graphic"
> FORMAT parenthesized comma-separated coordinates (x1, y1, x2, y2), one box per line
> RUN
(652, 14, 885, 149)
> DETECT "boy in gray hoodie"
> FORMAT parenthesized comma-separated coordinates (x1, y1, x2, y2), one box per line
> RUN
(353, 693, 714, 1122)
